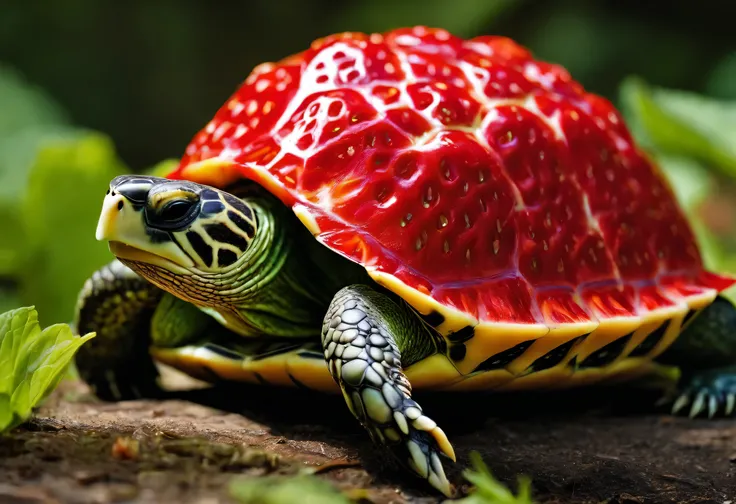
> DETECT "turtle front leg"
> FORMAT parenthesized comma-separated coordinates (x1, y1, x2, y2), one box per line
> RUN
(321, 285, 455, 496)
(74, 260, 163, 401)
(658, 296, 736, 418)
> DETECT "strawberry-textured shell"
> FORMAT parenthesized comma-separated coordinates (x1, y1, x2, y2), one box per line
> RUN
(168, 27, 734, 380)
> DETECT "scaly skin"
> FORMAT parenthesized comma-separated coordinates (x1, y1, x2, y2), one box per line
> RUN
(321, 285, 453, 495)
(657, 296, 736, 418)
(74, 260, 163, 401)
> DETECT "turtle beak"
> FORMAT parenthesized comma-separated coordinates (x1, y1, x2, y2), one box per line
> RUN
(95, 177, 149, 243)
(96, 176, 195, 273)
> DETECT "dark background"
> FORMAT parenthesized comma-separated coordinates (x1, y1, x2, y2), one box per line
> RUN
(2, 0, 734, 171)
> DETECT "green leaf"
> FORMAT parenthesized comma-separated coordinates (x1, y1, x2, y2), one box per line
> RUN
(0, 306, 95, 433)
(620, 76, 736, 177)
(449, 452, 535, 504)
(229, 474, 352, 504)
(18, 132, 126, 326)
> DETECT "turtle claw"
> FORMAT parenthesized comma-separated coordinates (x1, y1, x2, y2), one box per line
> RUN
(339, 354, 456, 496)
(707, 394, 718, 419)
(689, 391, 706, 418)
(669, 366, 736, 419)
(405, 428, 453, 497)
(726, 393, 736, 416)
(388, 400, 454, 497)
(670, 393, 690, 415)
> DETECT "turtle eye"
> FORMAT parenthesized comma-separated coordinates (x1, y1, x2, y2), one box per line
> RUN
(161, 199, 195, 222)
(146, 196, 200, 230)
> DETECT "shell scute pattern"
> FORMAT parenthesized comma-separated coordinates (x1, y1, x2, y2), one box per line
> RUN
(172, 26, 734, 338)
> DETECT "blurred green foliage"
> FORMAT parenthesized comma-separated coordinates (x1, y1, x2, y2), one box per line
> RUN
(0, 66, 127, 324)
(229, 474, 353, 504)
(0, 0, 734, 322)
(19, 135, 127, 322)
(621, 78, 736, 178)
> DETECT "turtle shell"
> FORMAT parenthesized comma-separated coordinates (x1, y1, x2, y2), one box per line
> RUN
(167, 26, 735, 388)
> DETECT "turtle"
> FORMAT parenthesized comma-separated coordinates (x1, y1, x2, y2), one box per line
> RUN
(73, 26, 736, 497)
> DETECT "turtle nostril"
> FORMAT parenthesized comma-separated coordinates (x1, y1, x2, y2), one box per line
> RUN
(115, 179, 154, 204)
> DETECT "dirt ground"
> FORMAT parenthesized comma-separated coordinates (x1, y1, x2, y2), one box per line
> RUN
(1, 368, 736, 504)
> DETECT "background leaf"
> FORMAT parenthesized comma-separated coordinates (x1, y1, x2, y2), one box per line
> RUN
(0, 64, 68, 136)
(0, 65, 74, 278)
(18, 134, 126, 325)
(620, 77, 736, 177)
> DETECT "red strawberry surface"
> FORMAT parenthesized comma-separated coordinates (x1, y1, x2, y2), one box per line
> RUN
(170, 26, 734, 327)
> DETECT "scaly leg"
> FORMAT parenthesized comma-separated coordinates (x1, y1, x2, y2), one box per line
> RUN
(75, 260, 239, 400)
(671, 366, 736, 418)
(658, 296, 736, 418)
(321, 285, 455, 496)
(74, 260, 163, 401)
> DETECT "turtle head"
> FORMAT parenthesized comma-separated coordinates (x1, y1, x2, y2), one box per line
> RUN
(96, 175, 257, 305)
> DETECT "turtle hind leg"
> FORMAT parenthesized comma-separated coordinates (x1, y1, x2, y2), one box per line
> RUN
(321, 284, 455, 497)
(74, 260, 164, 401)
(670, 366, 736, 418)
(658, 295, 736, 418)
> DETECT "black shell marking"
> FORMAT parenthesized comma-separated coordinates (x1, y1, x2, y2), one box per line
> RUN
(681, 308, 699, 328)
(474, 339, 535, 372)
(447, 325, 475, 343)
(528, 335, 586, 372)
(204, 343, 244, 360)
(420, 310, 446, 327)
(578, 333, 633, 368)
(449, 343, 467, 361)
(629, 321, 669, 358)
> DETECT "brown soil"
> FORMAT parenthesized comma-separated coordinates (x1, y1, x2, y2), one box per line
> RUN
(1, 369, 735, 504)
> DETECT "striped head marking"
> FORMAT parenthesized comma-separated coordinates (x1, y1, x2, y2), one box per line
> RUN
(96, 175, 258, 303)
